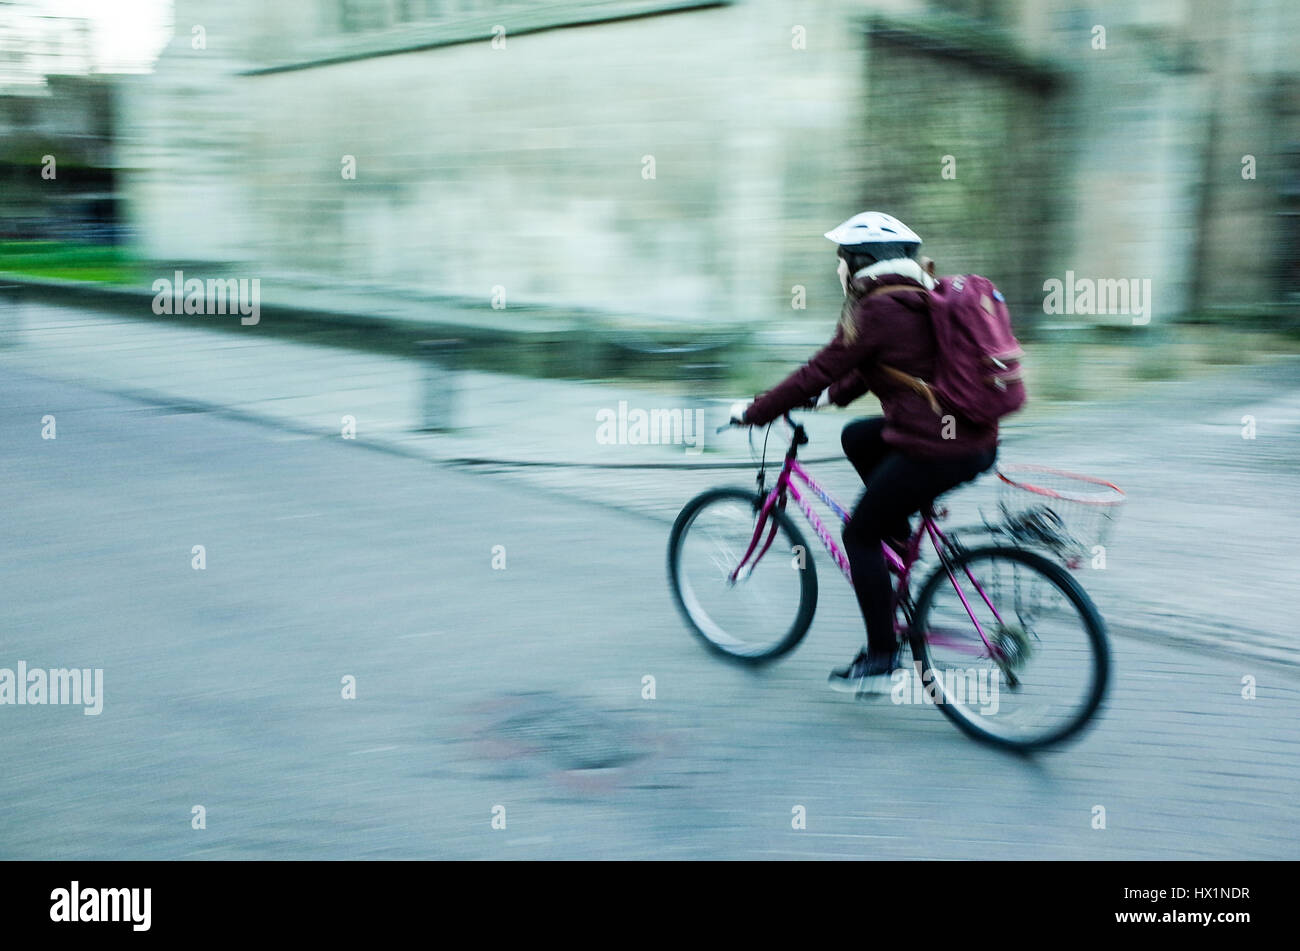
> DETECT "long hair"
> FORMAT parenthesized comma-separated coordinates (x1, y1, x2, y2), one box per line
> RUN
(835, 245, 928, 345)
(837, 248, 875, 345)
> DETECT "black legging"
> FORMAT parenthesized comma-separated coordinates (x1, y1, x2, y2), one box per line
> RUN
(840, 417, 996, 655)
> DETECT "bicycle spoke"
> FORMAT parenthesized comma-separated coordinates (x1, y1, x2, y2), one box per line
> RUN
(914, 547, 1107, 748)
(670, 489, 814, 661)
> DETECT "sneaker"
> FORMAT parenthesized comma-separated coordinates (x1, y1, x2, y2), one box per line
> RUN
(827, 649, 900, 696)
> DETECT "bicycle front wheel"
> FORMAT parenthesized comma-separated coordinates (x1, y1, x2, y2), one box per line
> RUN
(668, 487, 817, 664)
(908, 545, 1109, 750)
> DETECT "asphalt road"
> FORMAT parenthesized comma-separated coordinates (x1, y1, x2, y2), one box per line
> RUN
(2, 369, 1298, 859)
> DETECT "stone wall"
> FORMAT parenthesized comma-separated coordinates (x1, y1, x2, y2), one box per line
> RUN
(120, 0, 931, 327)
(857, 13, 1064, 327)
(115, 0, 1299, 332)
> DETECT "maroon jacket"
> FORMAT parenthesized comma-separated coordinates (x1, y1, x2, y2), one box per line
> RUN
(744, 272, 998, 459)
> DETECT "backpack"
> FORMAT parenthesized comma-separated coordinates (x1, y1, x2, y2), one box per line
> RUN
(870, 274, 1026, 427)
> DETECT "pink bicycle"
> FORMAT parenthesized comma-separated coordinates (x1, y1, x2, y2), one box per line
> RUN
(667, 413, 1115, 750)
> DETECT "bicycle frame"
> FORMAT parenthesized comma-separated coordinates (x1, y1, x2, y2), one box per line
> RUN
(727, 418, 1008, 657)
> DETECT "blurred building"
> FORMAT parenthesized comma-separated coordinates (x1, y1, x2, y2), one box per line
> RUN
(0, 2, 94, 88)
(0, 74, 121, 242)
(117, 0, 1300, 329)
(0, 4, 120, 242)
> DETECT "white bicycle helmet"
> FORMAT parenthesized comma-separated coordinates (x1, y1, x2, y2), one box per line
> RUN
(824, 212, 922, 249)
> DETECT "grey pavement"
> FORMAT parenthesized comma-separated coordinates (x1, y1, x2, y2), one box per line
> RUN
(2, 302, 1298, 668)
(2, 370, 1299, 860)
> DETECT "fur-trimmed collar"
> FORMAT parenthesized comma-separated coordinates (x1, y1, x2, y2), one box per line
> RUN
(852, 257, 937, 290)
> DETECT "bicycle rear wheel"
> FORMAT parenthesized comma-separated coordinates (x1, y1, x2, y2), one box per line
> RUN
(908, 545, 1108, 750)
(667, 487, 817, 664)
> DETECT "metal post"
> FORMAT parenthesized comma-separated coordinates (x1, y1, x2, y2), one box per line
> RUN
(0, 284, 22, 348)
(416, 338, 464, 432)
(680, 360, 729, 443)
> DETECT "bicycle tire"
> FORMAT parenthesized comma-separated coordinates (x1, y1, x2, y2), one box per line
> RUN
(908, 544, 1109, 750)
(667, 487, 818, 664)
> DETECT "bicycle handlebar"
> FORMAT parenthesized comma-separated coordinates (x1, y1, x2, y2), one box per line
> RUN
(716, 410, 804, 435)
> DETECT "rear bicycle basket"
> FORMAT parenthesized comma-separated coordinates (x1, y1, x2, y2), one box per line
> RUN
(992, 464, 1125, 567)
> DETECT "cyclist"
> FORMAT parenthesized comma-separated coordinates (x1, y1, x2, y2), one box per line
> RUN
(730, 212, 998, 695)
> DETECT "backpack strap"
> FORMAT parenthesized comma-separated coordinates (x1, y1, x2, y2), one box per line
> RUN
(877, 364, 943, 416)
(863, 284, 943, 415)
